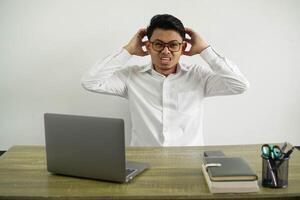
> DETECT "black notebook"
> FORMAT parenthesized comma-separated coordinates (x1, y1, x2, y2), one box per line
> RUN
(203, 157, 258, 181)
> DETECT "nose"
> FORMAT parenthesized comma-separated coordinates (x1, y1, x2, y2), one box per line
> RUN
(161, 46, 171, 54)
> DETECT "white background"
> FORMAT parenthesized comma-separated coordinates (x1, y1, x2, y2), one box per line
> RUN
(1, 0, 299, 150)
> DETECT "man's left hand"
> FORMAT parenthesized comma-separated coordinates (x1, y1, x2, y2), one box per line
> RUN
(184, 28, 210, 56)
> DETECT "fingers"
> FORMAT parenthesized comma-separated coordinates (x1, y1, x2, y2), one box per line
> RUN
(184, 28, 197, 56)
(184, 38, 192, 43)
(138, 48, 149, 57)
(141, 50, 149, 56)
(137, 28, 147, 39)
(138, 28, 147, 33)
(139, 39, 149, 56)
(185, 27, 202, 42)
(185, 27, 194, 36)
(141, 42, 149, 56)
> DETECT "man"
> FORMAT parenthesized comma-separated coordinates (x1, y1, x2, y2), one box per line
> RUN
(81, 14, 249, 146)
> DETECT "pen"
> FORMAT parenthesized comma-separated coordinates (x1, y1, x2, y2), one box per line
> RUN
(276, 146, 294, 169)
(281, 142, 288, 153)
(283, 147, 295, 159)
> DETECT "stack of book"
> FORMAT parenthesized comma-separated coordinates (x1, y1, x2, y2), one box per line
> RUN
(202, 156, 259, 193)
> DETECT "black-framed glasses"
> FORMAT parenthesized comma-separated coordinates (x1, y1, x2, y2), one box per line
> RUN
(150, 40, 183, 52)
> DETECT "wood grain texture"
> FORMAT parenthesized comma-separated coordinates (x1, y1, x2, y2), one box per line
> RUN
(0, 144, 299, 200)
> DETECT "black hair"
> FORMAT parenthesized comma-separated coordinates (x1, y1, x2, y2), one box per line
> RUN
(147, 14, 185, 40)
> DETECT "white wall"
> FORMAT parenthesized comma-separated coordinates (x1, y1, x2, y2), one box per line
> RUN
(1, 0, 299, 150)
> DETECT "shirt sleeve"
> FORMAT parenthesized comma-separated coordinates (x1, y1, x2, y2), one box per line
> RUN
(81, 48, 132, 98)
(199, 46, 250, 97)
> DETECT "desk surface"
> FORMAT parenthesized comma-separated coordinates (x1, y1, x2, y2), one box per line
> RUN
(0, 144, 299, 200)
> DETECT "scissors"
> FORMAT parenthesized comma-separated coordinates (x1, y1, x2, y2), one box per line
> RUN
(261, 144, 283, 160)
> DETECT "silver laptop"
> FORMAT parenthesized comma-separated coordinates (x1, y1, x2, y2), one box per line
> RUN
(44, 113, 148, 183)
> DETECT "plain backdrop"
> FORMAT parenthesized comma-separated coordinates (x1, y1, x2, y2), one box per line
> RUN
(1, 0, 300, 150)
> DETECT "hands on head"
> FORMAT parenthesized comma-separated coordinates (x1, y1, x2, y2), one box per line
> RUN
(123, 27, 209, 57)
(183, 27, 210, 56)
(124, 28, 149, 56)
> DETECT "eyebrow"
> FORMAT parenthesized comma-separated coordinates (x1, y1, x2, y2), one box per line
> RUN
(152, 39, 182, 43)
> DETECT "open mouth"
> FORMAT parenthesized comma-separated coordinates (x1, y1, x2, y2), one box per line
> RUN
(160, 57, 171, 64)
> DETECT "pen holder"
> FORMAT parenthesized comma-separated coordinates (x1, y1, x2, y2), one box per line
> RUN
(261, 156, 289, 188)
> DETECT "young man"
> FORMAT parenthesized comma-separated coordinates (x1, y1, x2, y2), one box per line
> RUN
(81, 14, 249, 146)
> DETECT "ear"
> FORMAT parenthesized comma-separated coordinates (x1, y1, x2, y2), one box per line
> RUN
(181, 41, 188, 54)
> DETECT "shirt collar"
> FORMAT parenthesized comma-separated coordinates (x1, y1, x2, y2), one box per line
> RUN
(138, 62, 189, 73)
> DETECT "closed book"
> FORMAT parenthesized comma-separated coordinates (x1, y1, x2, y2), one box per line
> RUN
(201, 164, 259, 193)
(203, 157, 258, 181)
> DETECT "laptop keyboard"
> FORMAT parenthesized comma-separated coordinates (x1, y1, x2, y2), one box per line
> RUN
(126, 168, 137, 176)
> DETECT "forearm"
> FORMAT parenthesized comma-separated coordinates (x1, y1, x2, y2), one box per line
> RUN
(81, 48, 132, 96)
(82, 48, 131, 81)
(200, 47, 250, 96)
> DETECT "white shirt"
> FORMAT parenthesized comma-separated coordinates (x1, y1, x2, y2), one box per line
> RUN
(81, 47, 249, 146)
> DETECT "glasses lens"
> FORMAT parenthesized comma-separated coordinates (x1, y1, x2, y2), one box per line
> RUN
(152, 41, 164, 51)
(168, 42, 180, 51)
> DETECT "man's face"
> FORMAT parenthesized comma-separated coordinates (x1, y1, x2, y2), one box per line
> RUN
(146, 29, 186, 76)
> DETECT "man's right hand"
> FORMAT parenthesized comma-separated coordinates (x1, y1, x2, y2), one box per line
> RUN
(124, 28, 148, 56)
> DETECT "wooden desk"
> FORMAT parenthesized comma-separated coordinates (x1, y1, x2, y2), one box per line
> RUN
(0, 145, 299, 199)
